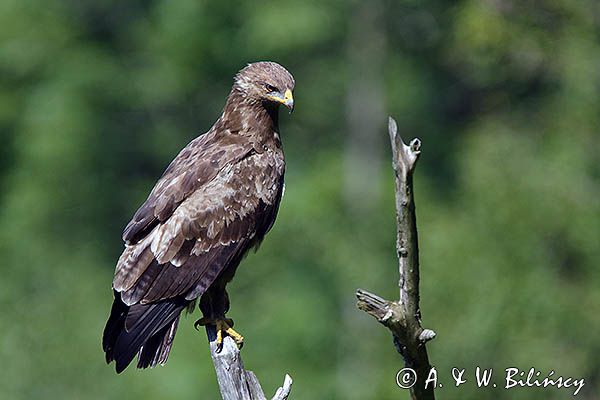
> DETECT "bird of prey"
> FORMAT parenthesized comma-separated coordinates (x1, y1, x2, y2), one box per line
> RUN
(102, 61, 295, 373)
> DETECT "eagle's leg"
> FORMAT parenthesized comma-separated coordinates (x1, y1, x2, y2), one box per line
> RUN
(196, 283, 244, 349)
(194, 317, 244, 348)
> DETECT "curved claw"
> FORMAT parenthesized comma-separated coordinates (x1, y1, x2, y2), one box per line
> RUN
(194, 317, 244, 350)
(194, 317, 211, 331)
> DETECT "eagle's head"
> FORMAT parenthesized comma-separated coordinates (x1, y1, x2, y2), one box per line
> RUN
(233, 61, 295, 113)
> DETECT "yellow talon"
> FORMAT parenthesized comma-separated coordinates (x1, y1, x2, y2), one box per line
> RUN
(224, 325, 244, 345)
(216, 324, 223, 346)
(195, 317, 244, 349)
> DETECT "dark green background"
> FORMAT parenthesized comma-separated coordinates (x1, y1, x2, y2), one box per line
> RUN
(1, 1, 598, 399)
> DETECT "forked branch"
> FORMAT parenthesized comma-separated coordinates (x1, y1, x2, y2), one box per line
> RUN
(356, 117, 436, 400)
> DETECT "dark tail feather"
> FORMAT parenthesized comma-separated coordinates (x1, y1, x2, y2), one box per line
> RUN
(102, 293, 188, 373)
(137, 316, 179, 369)
(102, 291, 128, 364)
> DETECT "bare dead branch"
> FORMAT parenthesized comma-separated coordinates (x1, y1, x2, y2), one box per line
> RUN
(204, 326, 293, 400)
(356, 116, 436, 400)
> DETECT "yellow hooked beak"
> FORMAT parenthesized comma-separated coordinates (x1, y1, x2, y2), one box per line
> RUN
(268, 89, 294, 113)
(282, 89, 294, 112)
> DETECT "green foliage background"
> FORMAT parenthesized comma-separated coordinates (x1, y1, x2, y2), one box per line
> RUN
(0, 1, 598, 399)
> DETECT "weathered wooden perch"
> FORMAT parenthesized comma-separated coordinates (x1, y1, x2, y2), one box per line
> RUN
(204, 326, 292, 400)
(356, 117, 436, 400)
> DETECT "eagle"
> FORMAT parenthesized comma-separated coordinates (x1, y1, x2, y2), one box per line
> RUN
(102, 61, 295, 373)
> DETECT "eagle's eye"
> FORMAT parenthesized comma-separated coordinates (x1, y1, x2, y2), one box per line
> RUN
(264, 83, 278, 93)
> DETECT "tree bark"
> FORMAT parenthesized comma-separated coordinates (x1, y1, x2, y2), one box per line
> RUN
(356, 117, 436, 400)
(204, 326, 293, 400)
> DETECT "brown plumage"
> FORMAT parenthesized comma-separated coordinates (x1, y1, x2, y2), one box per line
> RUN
(102, 61, 295, 373)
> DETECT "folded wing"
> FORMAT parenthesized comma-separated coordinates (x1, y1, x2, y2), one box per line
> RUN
(114, 142, 284, 306)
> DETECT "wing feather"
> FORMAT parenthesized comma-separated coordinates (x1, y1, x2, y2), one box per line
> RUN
(114, 147, 284, 307)
(122, 132, 255, 245)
